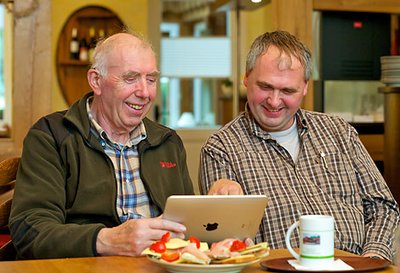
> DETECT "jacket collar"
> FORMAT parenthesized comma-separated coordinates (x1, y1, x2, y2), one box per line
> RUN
(63, 92, 173, 148)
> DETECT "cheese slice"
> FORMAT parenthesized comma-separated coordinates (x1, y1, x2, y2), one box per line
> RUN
(211, 254, 256, 264)
(141, 238, 209, 256)
(166, 238, 190, 249)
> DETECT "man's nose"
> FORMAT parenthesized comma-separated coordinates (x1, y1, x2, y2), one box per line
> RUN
(134, 77, 150, 97)
(266, 90, 281, 106)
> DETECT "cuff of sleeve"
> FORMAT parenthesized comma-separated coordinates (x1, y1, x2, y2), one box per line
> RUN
(362, 242, 393, 262)
(93, 226, 105, 257)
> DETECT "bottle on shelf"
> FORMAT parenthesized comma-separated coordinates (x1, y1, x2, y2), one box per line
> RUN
(98, 28, 105, 40)
(79, 35, 89, 62)
(88, 26, 97, 62)
(69, 27, 80, 60)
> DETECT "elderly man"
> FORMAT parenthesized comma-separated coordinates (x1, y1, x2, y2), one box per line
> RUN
(10, 32, 194, 259)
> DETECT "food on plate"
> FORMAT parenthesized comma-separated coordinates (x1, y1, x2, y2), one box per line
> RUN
(161, 231, 171, 243)
(142, 234, 211, 264)
(210, 241, 270, 264)
(207, 238, 269, 264)
(142, 232, 269, 265)
(188, 236, 201, 248)
(149, 241, 167, 253)
(160, 251, 181, 262)
(180, 243, 211, 264)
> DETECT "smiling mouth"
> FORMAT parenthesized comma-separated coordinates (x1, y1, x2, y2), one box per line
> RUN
(126, 102, 144, 110)
(264, 106, 281, 113)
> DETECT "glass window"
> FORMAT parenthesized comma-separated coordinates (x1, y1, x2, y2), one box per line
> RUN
(0, 3, 12, 137)
(160, 1, 232, 129)
(0, 5, 5, 119)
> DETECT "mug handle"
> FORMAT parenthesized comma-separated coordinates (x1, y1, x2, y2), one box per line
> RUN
(285, 221, 300, 260)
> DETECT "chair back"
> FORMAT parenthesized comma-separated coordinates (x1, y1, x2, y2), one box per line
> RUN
(0, 157, 20, 260)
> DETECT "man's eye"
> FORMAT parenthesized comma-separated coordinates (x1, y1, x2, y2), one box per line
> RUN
(147, 77, 157, 84)
(282, 89, 296, 95)
(125, 77, 138, 83)
(259, 85, 273, 91)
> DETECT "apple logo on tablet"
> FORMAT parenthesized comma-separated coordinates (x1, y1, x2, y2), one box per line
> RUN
(204, 223, 219, 231)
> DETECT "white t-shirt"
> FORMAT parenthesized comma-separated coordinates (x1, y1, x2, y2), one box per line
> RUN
(269, 119, 300, 162)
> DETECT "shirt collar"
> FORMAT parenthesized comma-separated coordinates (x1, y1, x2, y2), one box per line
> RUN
(244, 104, 308, 139)
(86, 96, 147, 147)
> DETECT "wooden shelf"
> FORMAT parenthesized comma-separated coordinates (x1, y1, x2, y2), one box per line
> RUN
(56, 6, 125, 105)
(58, 60, 92, 66)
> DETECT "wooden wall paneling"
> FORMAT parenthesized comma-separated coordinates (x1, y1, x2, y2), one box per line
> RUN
(359, 134, 384, 162)
(56, 6, 125, 105)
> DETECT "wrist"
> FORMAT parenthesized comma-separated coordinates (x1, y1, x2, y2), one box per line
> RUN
(96, 228, 111, 256)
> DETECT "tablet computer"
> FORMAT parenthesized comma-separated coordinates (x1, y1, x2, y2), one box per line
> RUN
(163, 195, 268, 244)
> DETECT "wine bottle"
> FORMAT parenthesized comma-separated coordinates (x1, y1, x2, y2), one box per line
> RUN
(79, 36, 89, 61)
(98, 28, 105, 40)
(70, 28, 79, 60)
(88, 27, 96, 62)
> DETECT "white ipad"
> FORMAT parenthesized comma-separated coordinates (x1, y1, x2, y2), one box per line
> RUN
(163, 195, 268, 244)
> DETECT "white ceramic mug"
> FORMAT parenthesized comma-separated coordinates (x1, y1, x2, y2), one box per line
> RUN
(285, 215, 334, 267)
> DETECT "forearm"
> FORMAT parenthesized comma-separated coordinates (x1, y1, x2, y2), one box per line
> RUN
(199, 147, 234, 194)
(351, 130, 400, 261)
(363, 204, 399, 261)
(11, 216, 104, 259)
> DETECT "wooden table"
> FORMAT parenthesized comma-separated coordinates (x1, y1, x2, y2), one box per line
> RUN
(0, 249, 396, 273)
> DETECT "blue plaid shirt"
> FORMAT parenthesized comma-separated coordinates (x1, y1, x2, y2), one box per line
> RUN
(87, 98, 160, 222)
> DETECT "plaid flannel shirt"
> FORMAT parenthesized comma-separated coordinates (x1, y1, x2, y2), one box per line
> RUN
(87, 99, 159, 222)
(199, 107, 400, 261)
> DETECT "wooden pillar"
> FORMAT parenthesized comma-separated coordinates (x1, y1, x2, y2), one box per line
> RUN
(379, 86, 400, 204)
(0, 0, 52, 159)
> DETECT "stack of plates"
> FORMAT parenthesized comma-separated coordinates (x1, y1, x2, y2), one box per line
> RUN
(381, 56, 400, 86)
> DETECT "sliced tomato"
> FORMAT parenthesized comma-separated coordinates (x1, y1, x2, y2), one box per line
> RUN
(161, 251, 180, 262)
(149, 241, 166, 253)
(161, 231, 171, 243)
(230, 240, 246, 252)
(189, 236, 201, 249)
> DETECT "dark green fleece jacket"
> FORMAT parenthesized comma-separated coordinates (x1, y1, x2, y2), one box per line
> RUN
(9, 92, 194, 259)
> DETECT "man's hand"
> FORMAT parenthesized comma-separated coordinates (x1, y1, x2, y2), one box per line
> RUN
(362, 252, 386, 260)
(96, 216, 186, 256)
(208, 179, 243, 195)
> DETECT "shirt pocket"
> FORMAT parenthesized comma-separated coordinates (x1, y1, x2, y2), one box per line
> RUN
(309, 149, 361, 205)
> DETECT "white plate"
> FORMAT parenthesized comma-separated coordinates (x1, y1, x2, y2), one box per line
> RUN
(381, 77, 400, 84)
(147, 256, 260, 273)
(381, 69, 400, 76)
(381, 56, 400, 62)
(381, 63, 400, 70)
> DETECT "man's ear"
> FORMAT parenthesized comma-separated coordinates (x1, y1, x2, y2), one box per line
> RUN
(243, 72, 249, 87)
(302, 80, 309, 96)
(87, 68, 101, 95)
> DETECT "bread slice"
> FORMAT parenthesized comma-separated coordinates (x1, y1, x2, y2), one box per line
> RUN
(211, 254, 257, 264)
